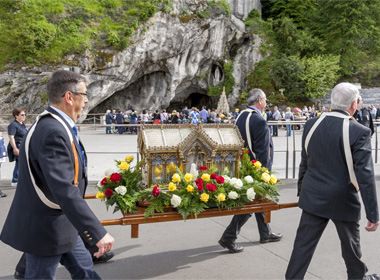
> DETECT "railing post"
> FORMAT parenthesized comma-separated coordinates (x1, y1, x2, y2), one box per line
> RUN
(376, 124, 378, 164)
(94, 115, 96, 131)
(286, 130, 289, 179)
(293, 127, 296, 178)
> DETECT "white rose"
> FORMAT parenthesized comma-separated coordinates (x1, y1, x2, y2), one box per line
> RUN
(246, 187, 256, 201)
(171, 194, 182, 208)
(228, 191, 238, 200)
(115, 185, 127, 195)
(96, 180, 102, 188)
(223, 175, 231, 183)
(230, 178, 243, 189)
(104, 168, 114, 177)
(244, 175, 254, 184)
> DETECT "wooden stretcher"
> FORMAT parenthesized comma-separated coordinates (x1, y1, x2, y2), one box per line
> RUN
(85, 194, 298, 238)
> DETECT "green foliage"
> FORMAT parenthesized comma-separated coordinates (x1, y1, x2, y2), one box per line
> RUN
(246, 57, 277, 95)
(40, 92, 48, 102)
(196, 0, 231, 19)
(300, 54, 341, 98)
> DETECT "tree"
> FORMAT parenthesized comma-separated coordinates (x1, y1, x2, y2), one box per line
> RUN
(300, 55, 341, 98)
(309, 0, 380, 75)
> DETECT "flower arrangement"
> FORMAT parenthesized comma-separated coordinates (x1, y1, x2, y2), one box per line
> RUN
(96, 149, 280, 220)
(96, 155, 144, 213)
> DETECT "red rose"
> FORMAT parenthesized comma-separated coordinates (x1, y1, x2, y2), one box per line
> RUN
(105, 188, 113, 197)
(210, 173, 217, 179)
(110, 173, 122, 182)
(101, 177, 108, 186)
(152, 185, 161, 197)
(199, 166, 208, 172)
(246, 150, 249, 153)
(206, 183, 217, 192)
(251, 160, 257, 165)
(195, 178, 204, 191)
(216, 176, 224, 184)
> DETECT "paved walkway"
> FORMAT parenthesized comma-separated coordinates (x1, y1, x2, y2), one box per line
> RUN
(0, 127, 380, 279)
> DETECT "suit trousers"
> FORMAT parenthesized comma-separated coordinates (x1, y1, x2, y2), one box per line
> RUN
(25, 236, 101, 280)
(220, 212, 271, 242)
(285, 210, 367, 280)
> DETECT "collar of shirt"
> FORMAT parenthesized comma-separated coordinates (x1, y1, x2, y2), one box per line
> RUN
(247, 106, 261, 115)
(49, 106, 76, 129)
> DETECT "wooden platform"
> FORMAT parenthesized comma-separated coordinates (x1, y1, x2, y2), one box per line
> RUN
(85, 194, 297, 238)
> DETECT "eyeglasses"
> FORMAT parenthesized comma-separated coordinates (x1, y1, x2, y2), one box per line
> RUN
(70, 91, 89, 98)
(357, 99, 362, 103)
(19, 113, 26, 116)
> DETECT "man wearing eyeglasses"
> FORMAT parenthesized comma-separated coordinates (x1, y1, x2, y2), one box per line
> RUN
(353, 96, 374, 135)
(218, 88, 282, 253)
(1, 70, 114, 279)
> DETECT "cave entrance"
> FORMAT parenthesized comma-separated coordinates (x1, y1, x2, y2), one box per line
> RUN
(167, 92, 218, 112)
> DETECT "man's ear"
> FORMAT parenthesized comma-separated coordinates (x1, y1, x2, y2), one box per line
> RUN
(63, 91, 74, 105)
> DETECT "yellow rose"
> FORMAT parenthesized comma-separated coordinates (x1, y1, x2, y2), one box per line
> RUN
(96, 191, 105, 200)
(201, 174, 211, 182)
(186, 185, 194, 192)
(270, 175, 277, 184)
(118, 161, 130, 171)
(172, 173, 180, 182)
(168, 182, 177, 191)
(261, 172, 271, 183)
(254, 161, 262, 169)
(217, 193, 226, 202)
(125, 155, 134, 163)
(184, 173, 194, 182)
(261, 167, 269, 173)
(200, 193, 209, 202)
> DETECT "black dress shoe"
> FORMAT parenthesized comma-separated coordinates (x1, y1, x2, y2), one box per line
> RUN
(14, 271, 25, 279)
(93, 251, 114, 265)
(218, 239, 244, 253)
(260, 232, 283, 244)
(363, 274, 380, 280)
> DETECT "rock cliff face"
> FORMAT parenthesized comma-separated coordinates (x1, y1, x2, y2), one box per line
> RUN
(0, 0, 262, 121)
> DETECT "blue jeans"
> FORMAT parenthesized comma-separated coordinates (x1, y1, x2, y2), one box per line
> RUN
(105, 126, 111, 134)
(286, 124, 292, 136)
(25, 236, 100, 280)
(12, 156, 19, 183)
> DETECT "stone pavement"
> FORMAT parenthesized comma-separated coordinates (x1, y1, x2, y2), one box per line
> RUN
(0, 127, 380, 279)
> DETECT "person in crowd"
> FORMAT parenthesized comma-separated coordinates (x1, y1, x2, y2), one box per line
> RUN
(266, 108, 273, 134)
(0, 131, 7, 197)
(190, 107, 199, 124)
(272, 106, 280, 136)
(370, 104, 377, 120)
(302, 106, 308, 114)
(182, 106, 189, 121)
(354, 96, 374, 135)
(152, 109, 161, 124)
(233, 108, 240, 120)
(129, 109, 138, 134)
(141, 109, 150, 125)
(171, 110, 179, 124)
(286, 82, 379, 280)
(199, 106, 208, 123)
(115, 109, 125, 134)
(1, 70, 114, 279)
(284, 107, 294, 137)
(208, 108, 216, 123)
(7, 108, 27, 187)
(310, 107, 316, 118)
(215, 113, 221, 123)
(218, 88, 282, 253)
(105, 109, 113, 134)
(160, 109, 169, 124)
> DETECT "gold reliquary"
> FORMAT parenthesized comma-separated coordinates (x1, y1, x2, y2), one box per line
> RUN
(138, 123, 244, 186)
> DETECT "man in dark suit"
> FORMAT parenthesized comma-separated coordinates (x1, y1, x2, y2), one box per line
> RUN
(353, 96, 374, 135)
(1, 70, 114, 279)
(218, 88, 282, 253)
(286, 82, 379, 280)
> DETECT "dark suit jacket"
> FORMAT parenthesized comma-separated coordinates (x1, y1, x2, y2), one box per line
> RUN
(1, 107, 107, 256)
(298, 110, 379, 223)
(353, 108, 374, 135)
(236, 106, 273, 170)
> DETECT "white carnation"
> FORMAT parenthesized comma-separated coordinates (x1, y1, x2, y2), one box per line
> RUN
(115, 185, 127, 195)
(171, 194, 182, 208)
(230, 178, 243, 189)
(244, 175, 254, 184)
(228, 191, 238, 200)
(104, 168, 114, 177)
(246, 188, 256, 201)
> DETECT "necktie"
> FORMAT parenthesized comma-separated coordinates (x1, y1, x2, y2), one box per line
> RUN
(72, 126, 85, 168)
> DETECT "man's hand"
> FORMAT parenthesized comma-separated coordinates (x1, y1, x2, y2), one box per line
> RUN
(94, 233, 114, 258)
(365, 221, 380, 232)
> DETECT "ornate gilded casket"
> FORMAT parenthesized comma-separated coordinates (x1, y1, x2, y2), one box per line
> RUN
(138, 123, 244, 186)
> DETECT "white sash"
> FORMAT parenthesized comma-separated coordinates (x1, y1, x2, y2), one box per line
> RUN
(236, 108, 259, 159)
(304, 112, 359, 192)
(25, 110, 74, 209)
